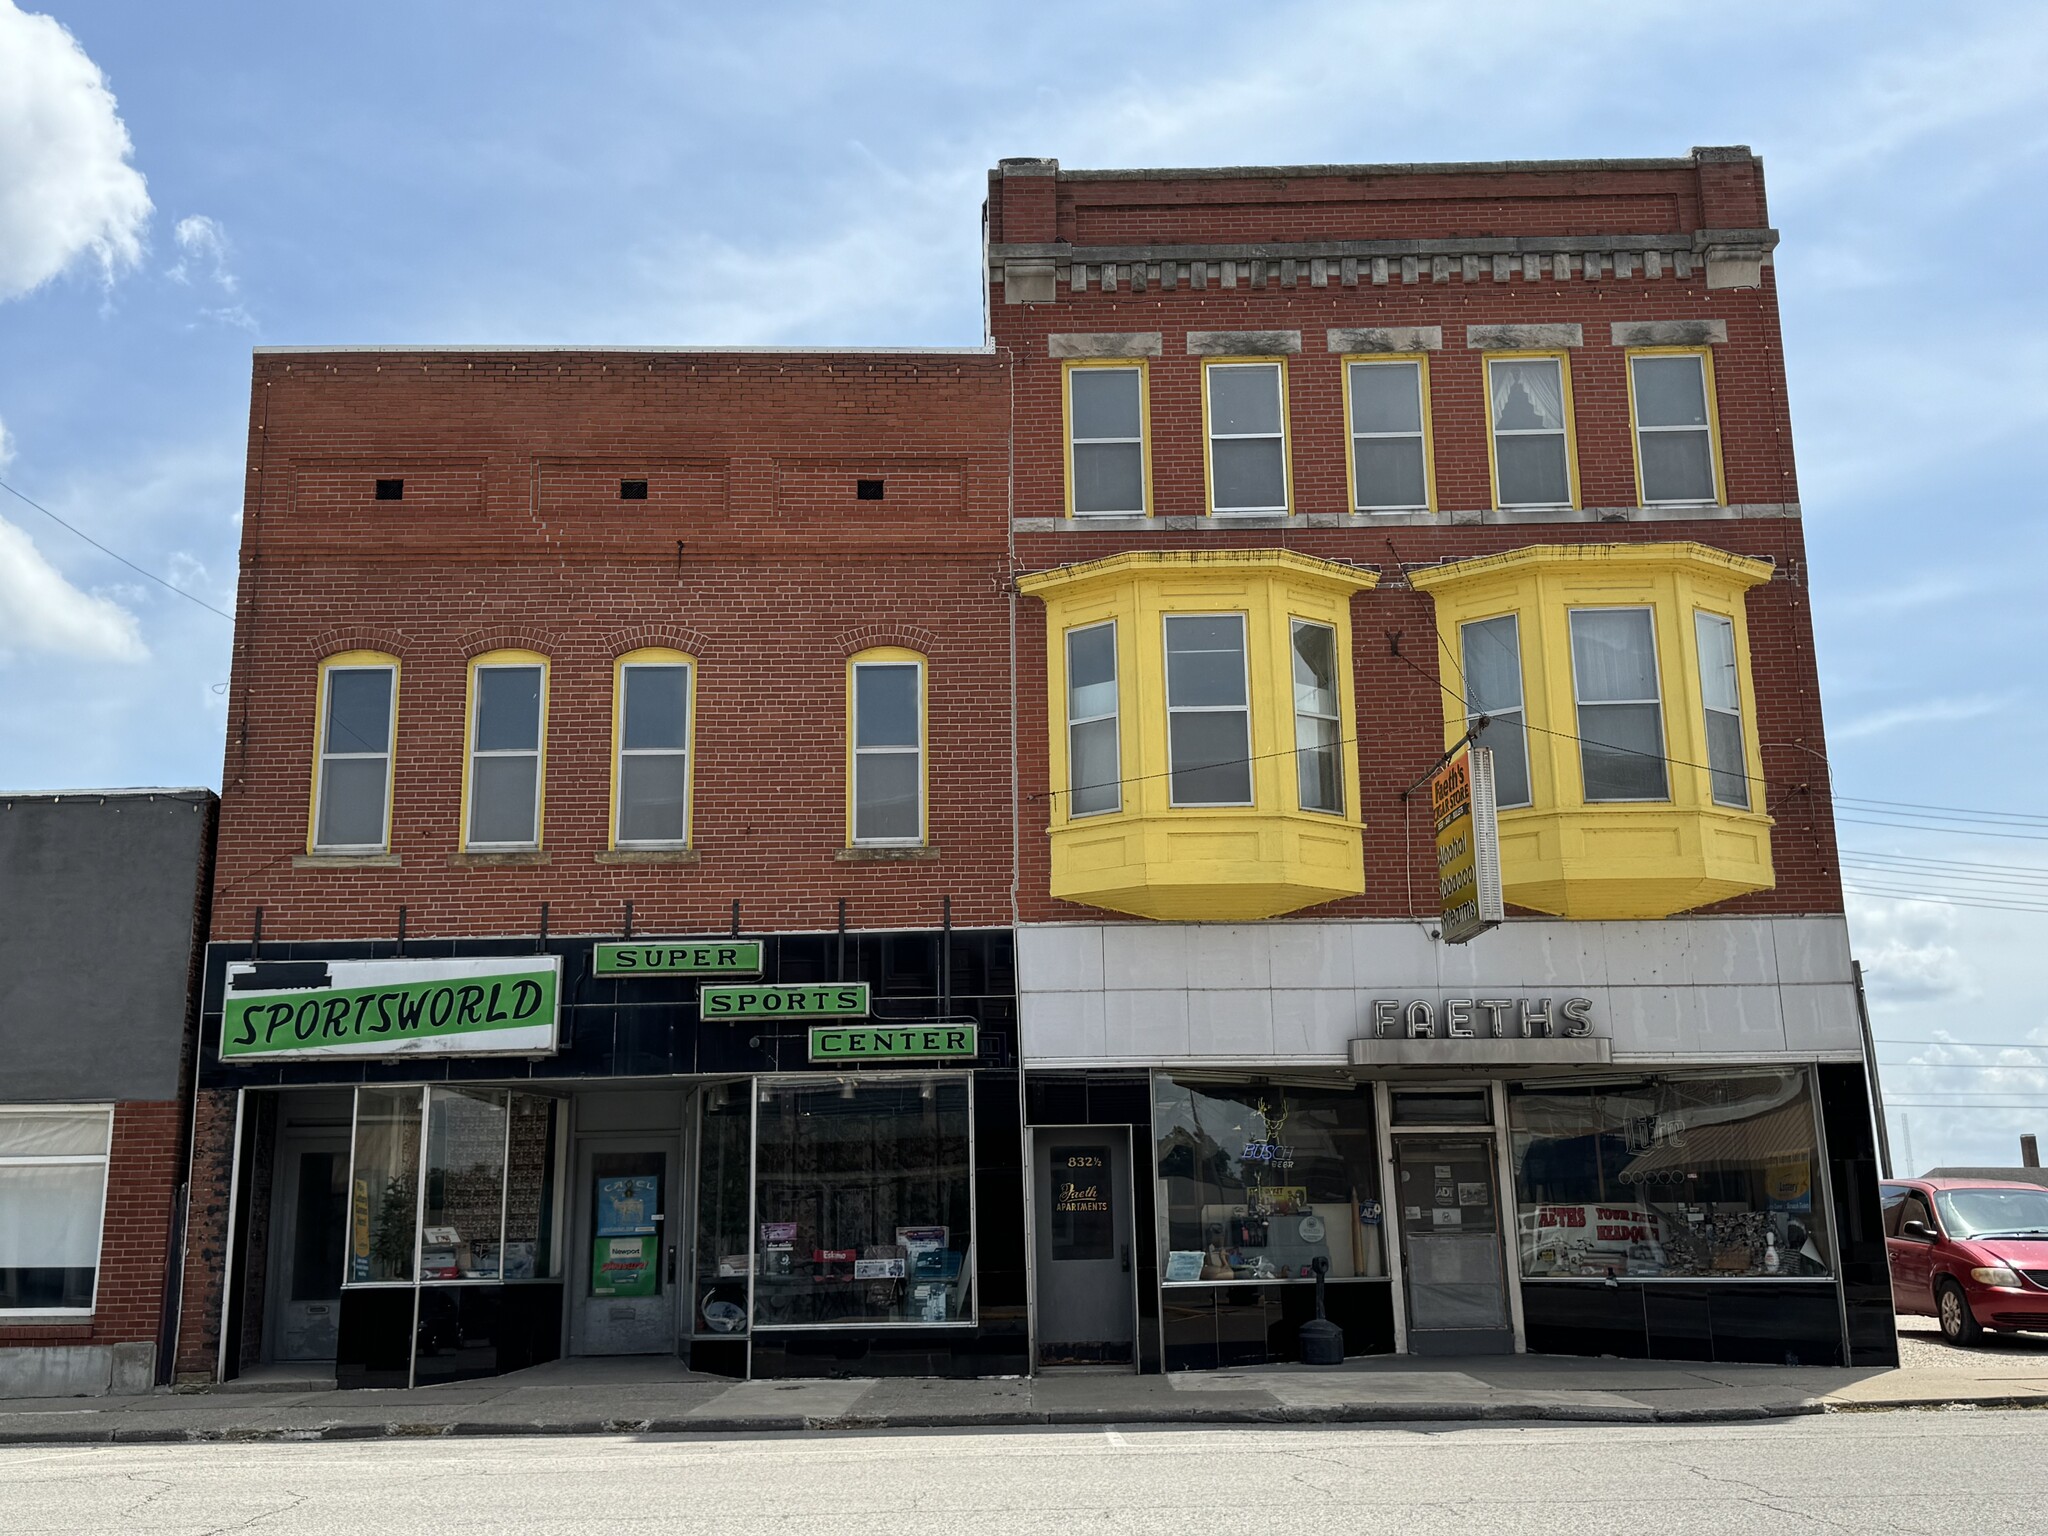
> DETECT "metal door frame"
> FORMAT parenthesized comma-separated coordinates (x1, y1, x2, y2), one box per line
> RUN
(1383, 1080, 1523, 1355)
(567, 1128, 686, 1357)
(261, 1124, 349, 1364)
(1028, 1123, 1140, 1371)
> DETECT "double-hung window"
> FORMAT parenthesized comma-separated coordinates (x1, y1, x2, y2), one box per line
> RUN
(466, 654, 547, 849)
(851, 653, 924, 844)
(1065, 623, 1121, 816)
(1205, 361, 1288, 515)
(1694, 612, 1751, 809)
(1486, 355, 1574, 509)
(1067, 364, 1147, 516)
(312, 656, 397, 853)
(614, 654, 693, 846)
(0, 1107, 111, 1314)
(1290, 620, 1343, 813)
(1630, 351, 1721, 506)
(1164, 614, 1252, 805)
(1460, 615, 1532, 809)
(1346, 359, 1430, 511)
(1569, 609, 1668, 802)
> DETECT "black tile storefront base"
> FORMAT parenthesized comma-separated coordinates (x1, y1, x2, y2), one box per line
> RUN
(1522, 1280, 1844, 1365)
(1162, 1282, 1395, 1372)
(748, 1315, 1030, 1379)
(335, 1288, 414, 1389)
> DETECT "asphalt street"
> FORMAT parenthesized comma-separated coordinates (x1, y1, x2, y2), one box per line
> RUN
(3, 1409, 2044, 1534)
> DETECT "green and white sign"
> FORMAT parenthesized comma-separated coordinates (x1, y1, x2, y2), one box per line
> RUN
(221, 957, 561, 1060)
(593, 940, 762, 977)
(809, 1024, 978, 1061)
(700, 982, 869, 1020)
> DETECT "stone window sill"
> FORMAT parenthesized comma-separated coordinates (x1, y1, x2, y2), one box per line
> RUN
(835, 845, 941, 863)
(293, 853, 402, 870)
(594, 848, 701, 866)
(448, 851, 551, 868)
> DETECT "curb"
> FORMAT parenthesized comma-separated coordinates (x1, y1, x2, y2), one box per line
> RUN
(0, 1397, 1838, 1445)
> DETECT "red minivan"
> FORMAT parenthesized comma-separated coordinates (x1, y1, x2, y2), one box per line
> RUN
(1882, 1178, 2048, 1344)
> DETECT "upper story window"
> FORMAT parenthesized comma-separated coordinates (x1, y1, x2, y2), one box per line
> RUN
(1065, 622, 1121, 816)
(1569, 609, 1668, 803)
(1290, 620, 1342, 814)
(1204, 361, 1289, 515)
(1694, 612, 1750, 809)
(1629, 350, 1722, 506)
(1164, 613, 1253, 805)
(1066, 362, 1148, 517)
(849, 649, 925, 845)
(613, 649, 694, 847)
(1485, 355, 1576, 510)
(1345, 358, 1432, 512)
(310, 652, 398, 854)
(465, 650, 548, 850)
(0, 1106, 111, 1315)
(1459, 616, 1531, 809)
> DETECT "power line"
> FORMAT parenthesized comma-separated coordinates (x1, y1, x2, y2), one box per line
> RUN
(1843, 883, 2048, 915)
(1832, 795, 2048, 828)
(1837, 816, 2048, 844)
(1843, 849, 2048, 881)
(0, 476, 235, 623)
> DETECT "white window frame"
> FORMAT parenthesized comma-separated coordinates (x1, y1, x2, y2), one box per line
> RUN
(614, 660, 693, 848)
(1066, 363, 1147, 518)
(465, 661, 547, 851)
(1289, 619, 1344, 815)
(1459, 614, 1533, 811)
(1163, 612, 1255, 808)
(0, 1104, 113, 1318)
(1486, 354, 1573, 510)
(313, 662, 397, 854)
(1065, 621, 1121, 817)
(1630, 351, 1720, 507)
(1567, 606, 1670, 804)
(851, 657, 925, 846)
(1205, 361, 1290, 516)
(1693, 610, 1751, 810)
(1346, 358, 1430, 512)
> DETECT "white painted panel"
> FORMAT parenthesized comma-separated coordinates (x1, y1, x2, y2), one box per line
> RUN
(1268, 924, 1355, 990)
(1267, 988, 1357, 1058)
(1685, 920, 1778, 986)
(1102, 925, 1191, 991)
(1462, 922, 1610, 990)
(1020, 990, 1107, 1059)
(1599, 922, 1690, 987)
(1016, 924, 1104, 993)
(1346, 921, 1439, 990)
(1771, 917, 1855, 986)
(1605, 986, 1694, 1055)
(1188, 988, 1275, 1056)
(1693, 984, 1788, 1054)
(1781, 984, 1862, 1052)
(1103, 988, 1190, 1056)
(1186, 926, 1272, 990)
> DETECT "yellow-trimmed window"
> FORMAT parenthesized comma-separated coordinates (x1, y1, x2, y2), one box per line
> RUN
(1627, 347, 1724, 506)
(463, 649, 549, 851)
(1203, 358, 1290, 515)
(847, 647, 926, 846)
(1457, 614, 1532, 809)
(1065, 621, 1121, 816)
(1343, 356, 1433, 512)
(1065, 360, 1150, 517)
(1484, 352, 1577, 510)
(1694, 609, 1751, 809)
(309, 651, 398, 854)
(612, 648, 695, 848)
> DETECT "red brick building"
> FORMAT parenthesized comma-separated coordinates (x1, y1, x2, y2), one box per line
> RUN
(173, 147, 1891, 1387)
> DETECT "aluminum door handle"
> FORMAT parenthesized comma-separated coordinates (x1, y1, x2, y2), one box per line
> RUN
(666, 1244, 678, 1284)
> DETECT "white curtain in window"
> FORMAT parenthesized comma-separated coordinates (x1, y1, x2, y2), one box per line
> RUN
(0, 1113, 109, 1158)
(1491, 360, 1564, 429)
(0, 1165, 104, 1268)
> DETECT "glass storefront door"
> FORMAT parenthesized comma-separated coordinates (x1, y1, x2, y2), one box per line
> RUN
(268, 1135, 347, 1362)
(1393, 1135, 1513, 1354)
(570, 1140, 680, 1356)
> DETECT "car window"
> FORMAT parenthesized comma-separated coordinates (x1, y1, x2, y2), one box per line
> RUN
(1880, 1185, 1908, 1238)
(1935, 1187, 2048, 1239)
(1899, 1193, 1936, 1233)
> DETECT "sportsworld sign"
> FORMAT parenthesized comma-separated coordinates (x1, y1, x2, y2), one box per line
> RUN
(221, 956, 562, 1060)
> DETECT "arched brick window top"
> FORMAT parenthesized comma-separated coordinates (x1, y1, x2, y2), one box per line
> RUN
(458, 627, 557, 661)
(308, 627, 411, 663)
(837, 623, 939, 659)
(602, 624, 711, 661)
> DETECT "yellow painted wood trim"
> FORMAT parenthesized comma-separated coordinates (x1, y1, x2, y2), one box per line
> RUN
(462, 647, 550, 852)
(1062, 358, 1153, 518)
(1017, 547, 1378, 597)
(1624, 346, 1727, 508)
(1407, 541, 1773, 592)
(1200, 356, 1292, 516)
(609, 647, 696, 850)
(1480, 350, 1580, 512)
(1339, 354, 1436, 514)
(846, 646, 927, 847)
(307, 650, 399, 855)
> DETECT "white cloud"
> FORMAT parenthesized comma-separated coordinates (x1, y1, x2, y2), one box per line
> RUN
(167, 213, 236, 292)
(1832, 693, 2013, 742)
(0, 515, 148, 664)
(1848, 896, 1975, 1003)
(0, 2, 152, 300)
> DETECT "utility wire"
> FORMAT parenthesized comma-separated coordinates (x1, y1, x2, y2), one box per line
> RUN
(1842, 883, 2048, 916)
(0, 476, 235, 623)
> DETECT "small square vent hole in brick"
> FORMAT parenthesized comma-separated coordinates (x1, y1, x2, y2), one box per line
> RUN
(619, 479, 648, 501)
(374, 478, 404, 501)
(856, 478, 885, 501)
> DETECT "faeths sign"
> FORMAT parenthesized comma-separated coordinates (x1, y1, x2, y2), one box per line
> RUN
(1433, 744, 1503, 945)
(222, 956, 561, 1060)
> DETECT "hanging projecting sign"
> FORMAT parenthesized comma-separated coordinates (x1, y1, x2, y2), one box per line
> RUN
(808, 1023, 977, 1061)
(1434, 743, 1504, 945)
(700, 982, 870, 1019)
(221, 956, 561, 1060)
(593, 939, 763, 977)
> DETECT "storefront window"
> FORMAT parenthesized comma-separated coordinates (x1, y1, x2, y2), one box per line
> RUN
(752, 1076, 973, 1327)
(503, 1094, 559, 1281)
(350, 1088, 423, 1284)
(1152, 1078, 1386, 1284)
(423, 1089, 507, 1280)
(0, 1107, 111, 1312)
(1508, 1069, 1831, 1279)
(692, 1082, 752, 1337)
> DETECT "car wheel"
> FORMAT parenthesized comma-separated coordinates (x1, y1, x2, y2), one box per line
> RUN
(1937, 1280, 1983, 1345)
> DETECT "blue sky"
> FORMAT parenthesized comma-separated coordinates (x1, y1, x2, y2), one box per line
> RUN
(2, 1, 2045, 1169)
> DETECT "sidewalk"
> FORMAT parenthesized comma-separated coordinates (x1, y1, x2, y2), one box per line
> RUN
(2, 1323, 2043, 1444)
